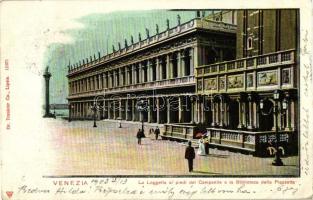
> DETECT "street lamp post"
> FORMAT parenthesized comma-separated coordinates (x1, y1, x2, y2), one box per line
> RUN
(91, 102, 97, 128)
(53, 105, 56, 119)
(260, 90, 287, 166)
(137, 99, 145, 135)
(68, 104, 74, 122)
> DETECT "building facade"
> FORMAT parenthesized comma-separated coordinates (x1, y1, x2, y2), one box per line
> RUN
(195, 9, 299, 156)
(67, 10, 299, 156)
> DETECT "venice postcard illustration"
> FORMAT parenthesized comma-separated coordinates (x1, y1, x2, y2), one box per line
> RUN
(1, 1, 313, 200)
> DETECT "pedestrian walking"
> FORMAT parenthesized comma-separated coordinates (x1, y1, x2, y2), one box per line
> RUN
(137, 129, 142, 145)
(197, 136, 206, 156)
(154, 127, 160, 140)
(185, 141, 195, 172)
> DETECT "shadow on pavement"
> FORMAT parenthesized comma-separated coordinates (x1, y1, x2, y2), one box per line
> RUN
(192, 170, 222, 175)
(207, 154, 229, 158)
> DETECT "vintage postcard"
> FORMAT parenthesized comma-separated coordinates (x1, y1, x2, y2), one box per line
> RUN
(1, 0, 312, 199)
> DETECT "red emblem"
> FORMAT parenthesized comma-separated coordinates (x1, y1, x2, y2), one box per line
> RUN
(6, 191, 13, 198)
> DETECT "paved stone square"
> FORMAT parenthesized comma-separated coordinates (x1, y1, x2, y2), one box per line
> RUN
(47, 119, 299, 176)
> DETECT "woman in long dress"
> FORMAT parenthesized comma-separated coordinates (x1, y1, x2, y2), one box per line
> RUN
(197, 137, 206, 156)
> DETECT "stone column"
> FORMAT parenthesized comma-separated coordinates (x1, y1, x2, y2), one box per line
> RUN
(132, 99, 136, 121)
(201, 98, 206, 124)
(180, 50, 186, 77)
(211, 99, 215, 126)
(277, 101, 282, 130)
(190, 47, 195, 76)
(94, 76, 97, 90)
(108, 72, 111, 88)
(138, 62, 143, 83)
(178, 96, 182, 123)
(290, 99, 296, 130)
(147, 60, 151, 82)
(107, 101, 111, 119)
(126, 66, 130, 85)
(113, 100, 116, 119)
(177, 51, 181, 78)
(132, 64, 136, 84)
(125, 99, 129, 121)
(190, 97, 195, 124)
(167, 97, 171, 123)
(98, 74, 101, 89)
(247, 95, 254, 130)
(159, 57, 164, 80)
(166, 54, 171, 79)
(285, 98, 291, 130)
(119, 99, 122, 119)
(242, 101, 247, 128)
(236, 99, 242, 128)
(103, 74, 106, 89)
(156, 58, 160, 80)
(253, 102, 258, 129)
(147, 98, 152, 123)
(86, 77, 89, 91)
(156, 97, 160, 123)
(197, 98, 201, 124)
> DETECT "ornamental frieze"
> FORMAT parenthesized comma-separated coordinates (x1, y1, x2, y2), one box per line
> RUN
(257, 70, 278, 86)
(227, 74, 244, 89)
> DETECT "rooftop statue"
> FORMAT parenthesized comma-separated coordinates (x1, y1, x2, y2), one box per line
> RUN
(145, 28, 150, 38)
(166, 19, 170, 30)
(138, 33, 141, 41)
(177, 14, 181, 25)
(124, 39, 128, 48)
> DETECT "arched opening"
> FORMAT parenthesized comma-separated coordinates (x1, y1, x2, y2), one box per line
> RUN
(259, 99, 274, 131)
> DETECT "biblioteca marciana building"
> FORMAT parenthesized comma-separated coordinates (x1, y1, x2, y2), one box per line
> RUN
(67, 10, 299, 156)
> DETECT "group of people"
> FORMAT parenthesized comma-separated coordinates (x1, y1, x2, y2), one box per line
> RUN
(136, 127, 160, 145)
(136, 127, 208, 173)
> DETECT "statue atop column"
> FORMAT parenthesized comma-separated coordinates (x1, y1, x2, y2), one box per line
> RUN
(145, 28, 150, 38)
(112, 45, 116, 52)
(131, 35, 134, 44)
(43, 66, 54, 118)
(138, 32, 142, 42)
(177, 14, 181, 25)
(124, 39, 128, 48)
(156, 24, 159, 34)
(118, 42, 121, 50)
(196, 10, 201, 18)
(166, 19, 170, 30)
(202, 11, 205, 18)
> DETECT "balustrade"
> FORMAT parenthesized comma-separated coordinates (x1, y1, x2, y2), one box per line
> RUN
(197, 49, 295, 76)
(69, 76, 195, 98)
(207, 127, 295, 155)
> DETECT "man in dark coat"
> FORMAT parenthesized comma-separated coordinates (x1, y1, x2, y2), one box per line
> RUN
(185, 141, 195, 172)
(137, 129, 142, 145)
(154, 127, 160, 140)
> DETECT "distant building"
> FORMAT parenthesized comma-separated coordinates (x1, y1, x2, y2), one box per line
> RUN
(67, 10, 299, 156)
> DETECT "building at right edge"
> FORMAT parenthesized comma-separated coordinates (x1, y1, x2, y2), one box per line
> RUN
(192, 9, 299, 156)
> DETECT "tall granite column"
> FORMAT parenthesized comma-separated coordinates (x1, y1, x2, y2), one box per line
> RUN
(43, 66, 54, 118)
